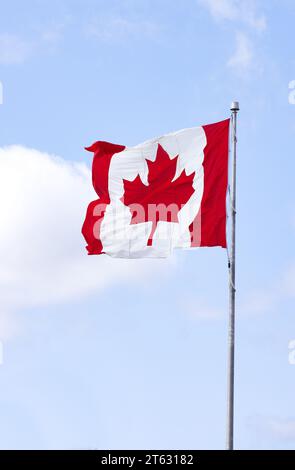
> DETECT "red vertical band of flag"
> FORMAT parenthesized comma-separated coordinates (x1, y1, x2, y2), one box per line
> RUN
(190, 118, 230, 248)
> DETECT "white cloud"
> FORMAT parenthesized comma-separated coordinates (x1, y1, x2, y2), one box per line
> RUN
(85, 16, 159, 42)
(0, 146, 168, 340)
(0, 34, 33, 65)
(227, 32, 253, 72)
(199, 0, 266, 31)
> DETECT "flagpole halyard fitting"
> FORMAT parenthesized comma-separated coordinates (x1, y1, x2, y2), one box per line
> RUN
(226, 101, 239, 450)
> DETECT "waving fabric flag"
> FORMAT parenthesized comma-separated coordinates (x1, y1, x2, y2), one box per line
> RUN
(82, 119, 230, 258)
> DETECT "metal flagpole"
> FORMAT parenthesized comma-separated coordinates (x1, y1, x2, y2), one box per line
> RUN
(226, 101, 239, 450)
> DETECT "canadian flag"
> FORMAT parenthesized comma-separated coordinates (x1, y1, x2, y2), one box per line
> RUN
(82, 119, 230, 258)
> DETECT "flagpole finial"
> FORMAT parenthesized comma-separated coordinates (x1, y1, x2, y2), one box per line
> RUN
(230, 101, 240, 111)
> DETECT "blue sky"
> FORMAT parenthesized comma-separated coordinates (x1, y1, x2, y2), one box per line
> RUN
(0, 0, 295, 450)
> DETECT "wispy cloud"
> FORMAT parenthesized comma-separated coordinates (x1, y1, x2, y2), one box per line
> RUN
(199, 0, 266, 31)
(182, 297, 224, 320)
(240, 262, 295, 316)
(227, 31, 253, 72)
(85, 16, 160, 42)
(240, 206, 295, 316)
(41, 26, 64, 49)
(249, 415, 295, 442)
(240, 287, 278, 316)
(0, 19, 69, 65)
(269, 418, 295, 440)
(38, 17, 72, 51)
(0, 33, 33, 65)
(199, 0, 237, 21)
(0, 311, 20, 341)
(282, 265, 295, 298)
(199, 0, 266, 73)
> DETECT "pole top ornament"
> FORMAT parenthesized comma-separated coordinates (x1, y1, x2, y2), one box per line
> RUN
(230, 101, 240, 111)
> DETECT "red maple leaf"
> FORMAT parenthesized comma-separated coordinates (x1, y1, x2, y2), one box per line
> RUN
(121, 144, 195, 246)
